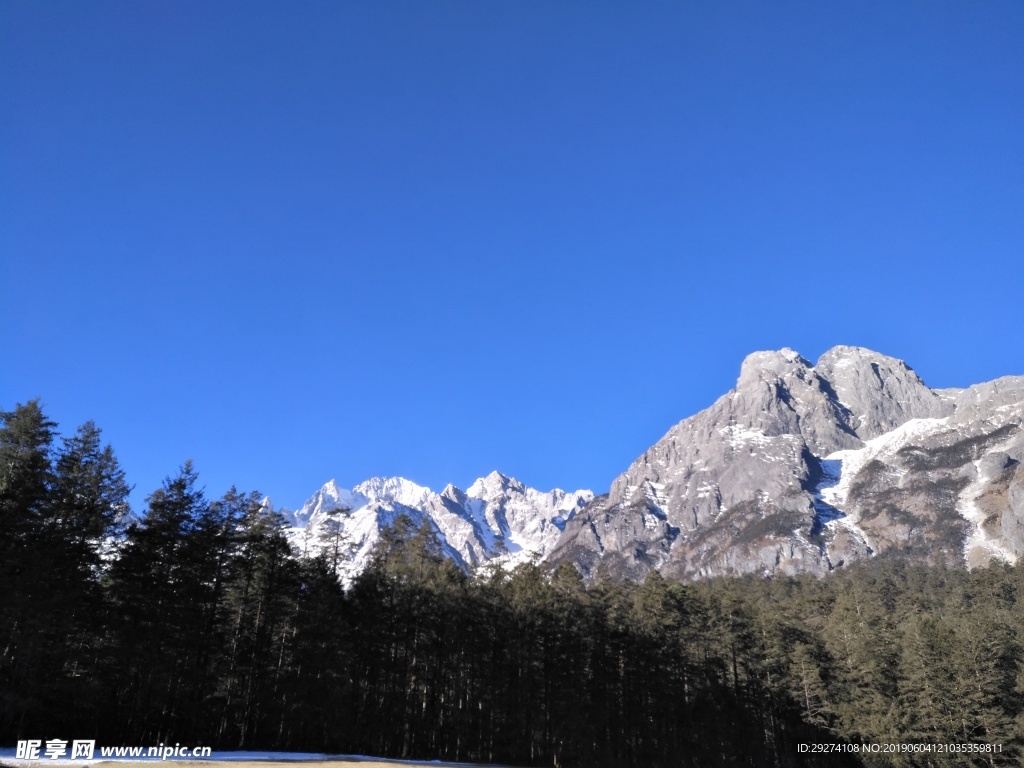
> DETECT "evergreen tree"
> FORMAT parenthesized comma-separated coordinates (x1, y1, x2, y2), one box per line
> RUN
(43, 421, 131, 728)
(318, 507, 352, 579)
(821, 572, 901, 744)
(0, 399, 56, 535)
(0, 400, 57, 737)
(51, 420, 131, 555)
(282, 553, 350, 750)
(215, 495, 298, 747)
(107, 461, 211, 742)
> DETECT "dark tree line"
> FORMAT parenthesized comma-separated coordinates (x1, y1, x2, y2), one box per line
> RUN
(2, 401, 1022, 766)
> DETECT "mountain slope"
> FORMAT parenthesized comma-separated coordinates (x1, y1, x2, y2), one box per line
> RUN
(548, 346, 1024, 581)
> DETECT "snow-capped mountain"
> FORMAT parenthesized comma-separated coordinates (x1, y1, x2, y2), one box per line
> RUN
(548, 346, 1024, 581)
(275, 472, 593, 584)
(271, 346, 1022, 585)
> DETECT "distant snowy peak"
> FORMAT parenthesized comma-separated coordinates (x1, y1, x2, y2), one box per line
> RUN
(259, 495, 294, 527)
(355, 476, 433, 509)
(468, 469, 592, 506)
(466, 470, 525, 499)
(285, 472, 594, 578)
(292, 479, 368, 527)
(466, 470, 594, 533)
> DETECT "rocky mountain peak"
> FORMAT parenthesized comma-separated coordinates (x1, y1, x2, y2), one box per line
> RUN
(551, 346, 1024, 583)
(291, 479, 368, 527)
(728, 347, 858, 456)
(354, 476, 433, 508)
(814, 346, 949, 439)
(440, 482, 467, 503)
(467, 470, 528, 499)
(737, 348, 813, 390)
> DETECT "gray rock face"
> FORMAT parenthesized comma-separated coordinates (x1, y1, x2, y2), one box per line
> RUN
(1006, 464, 1024, 553)
(815, 346, 954, 439)
(832, 401, 1024, 569)
(549, 347, 1024, 581)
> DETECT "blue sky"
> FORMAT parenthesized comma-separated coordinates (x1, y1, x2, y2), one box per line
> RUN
(2, 1, 1022, 511)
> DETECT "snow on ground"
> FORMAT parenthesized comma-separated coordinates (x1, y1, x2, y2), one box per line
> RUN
(812, 418, 951, 557)
(960, 459, 1018, 568)
(821, 417, 950, 511)
(0, 749, 515, 767)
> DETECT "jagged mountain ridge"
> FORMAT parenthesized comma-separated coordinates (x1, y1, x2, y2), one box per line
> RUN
(270, 472, 593, 583)
(548, 346, 1024, 581)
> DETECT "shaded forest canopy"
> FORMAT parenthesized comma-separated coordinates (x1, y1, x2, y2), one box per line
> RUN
(2, 401, 1022, 767)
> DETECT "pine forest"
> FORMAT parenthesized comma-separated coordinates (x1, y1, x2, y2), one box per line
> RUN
(3, 400, 1023, 767)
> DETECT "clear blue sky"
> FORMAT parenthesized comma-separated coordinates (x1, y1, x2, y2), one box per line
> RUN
(3, 1, 1022, 511)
